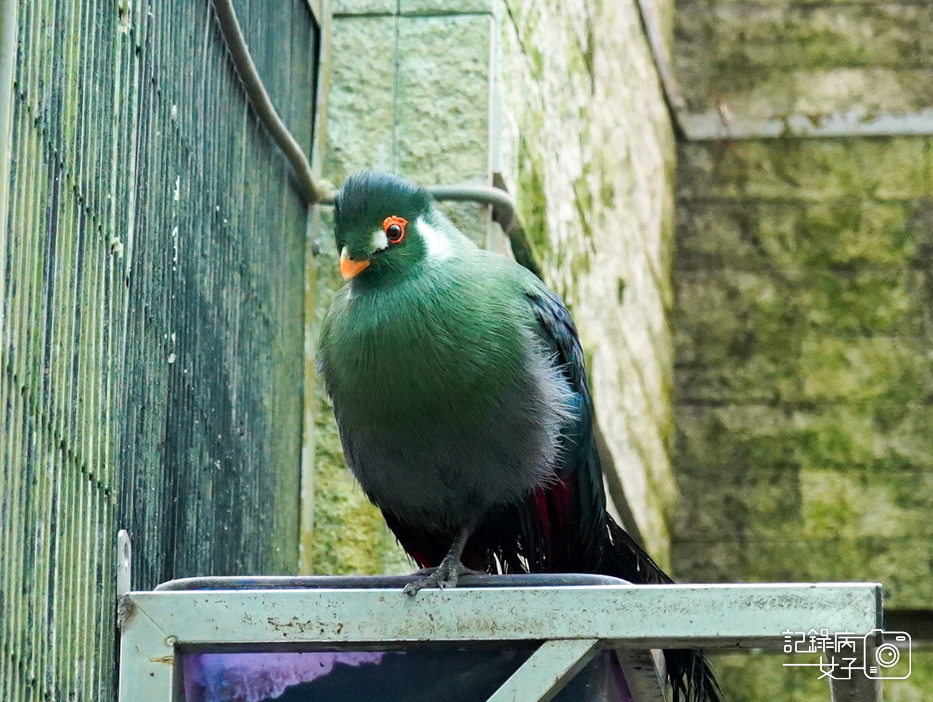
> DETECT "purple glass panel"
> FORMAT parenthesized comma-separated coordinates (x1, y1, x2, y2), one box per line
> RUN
(181, 647, 633, 702)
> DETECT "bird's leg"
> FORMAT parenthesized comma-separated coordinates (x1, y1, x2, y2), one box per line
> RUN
(403, 525, 479, 596)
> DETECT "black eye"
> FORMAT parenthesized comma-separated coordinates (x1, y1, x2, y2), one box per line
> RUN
(382, 216, 407, 244)
(386, 223, 404, 243)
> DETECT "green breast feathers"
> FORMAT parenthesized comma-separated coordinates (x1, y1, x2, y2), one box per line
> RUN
(320, 249, 539, 432)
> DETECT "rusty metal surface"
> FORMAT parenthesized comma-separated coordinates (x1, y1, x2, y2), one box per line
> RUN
(0, 0, 316, 699)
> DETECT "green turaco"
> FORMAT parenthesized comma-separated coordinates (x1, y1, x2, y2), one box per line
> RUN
(319, 171, 722, 702)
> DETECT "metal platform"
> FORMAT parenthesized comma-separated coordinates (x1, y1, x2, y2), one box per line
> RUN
(117, 573, 883, 702)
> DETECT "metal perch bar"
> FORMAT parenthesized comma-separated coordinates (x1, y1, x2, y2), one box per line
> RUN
(118, 576, 883, 702)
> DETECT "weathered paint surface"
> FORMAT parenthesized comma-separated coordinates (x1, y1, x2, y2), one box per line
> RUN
(0, 1, 315, 699)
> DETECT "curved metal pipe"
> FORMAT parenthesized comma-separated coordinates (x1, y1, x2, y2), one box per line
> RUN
(211, 0, 329, 204)
(426, 184, 516, 233)
(211, 1, 518, 234)
(318, 182, 516, 233)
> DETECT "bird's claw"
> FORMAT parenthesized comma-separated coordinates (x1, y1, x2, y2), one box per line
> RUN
(403, 562, 477, 596)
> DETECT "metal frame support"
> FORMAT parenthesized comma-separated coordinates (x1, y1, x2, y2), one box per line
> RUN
(830, 640, 884, 702)
(487, 638, 599, 702)
(118, 576, 883, 702)
(117, 529, 132, 598)
(616, 649, 667, 702)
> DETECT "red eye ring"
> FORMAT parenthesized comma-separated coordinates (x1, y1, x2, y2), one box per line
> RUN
(383, 216, 407, 244)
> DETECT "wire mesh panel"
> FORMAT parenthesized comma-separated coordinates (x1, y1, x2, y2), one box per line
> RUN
(0, 0, 317, 700)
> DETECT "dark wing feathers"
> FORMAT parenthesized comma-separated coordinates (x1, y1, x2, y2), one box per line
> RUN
(380, 280, 723, 702)
(521, 286, 606, 571)
(526, 286, 723, 702)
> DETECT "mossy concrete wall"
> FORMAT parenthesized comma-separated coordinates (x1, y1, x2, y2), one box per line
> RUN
(672, 0, 933, 698)
(307, 0, 679, 572)
(674, 0, 933, 137)
(495, 0, 678, 562)
(306, 0, 499, 575)
(675, 138, 933, 589)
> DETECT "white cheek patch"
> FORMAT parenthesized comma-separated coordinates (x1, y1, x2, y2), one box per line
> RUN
(417, 217, 453, 261)
(371, 229, 389, 252)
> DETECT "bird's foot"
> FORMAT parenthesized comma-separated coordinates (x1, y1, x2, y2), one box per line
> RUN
(403, 561, 479, 596)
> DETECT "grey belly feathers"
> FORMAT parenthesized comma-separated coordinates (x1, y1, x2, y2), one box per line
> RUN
(335, 342, 574, 531)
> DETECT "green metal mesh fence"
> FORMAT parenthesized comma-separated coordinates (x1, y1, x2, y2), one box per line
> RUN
(0, 0, 316, 699)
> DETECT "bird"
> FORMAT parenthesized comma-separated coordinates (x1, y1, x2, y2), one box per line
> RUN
(319, 170, 723, 702)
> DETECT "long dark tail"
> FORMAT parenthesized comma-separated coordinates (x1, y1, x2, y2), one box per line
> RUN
(600, 519, 724, 702)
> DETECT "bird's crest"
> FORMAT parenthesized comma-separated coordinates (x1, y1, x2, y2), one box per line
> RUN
(333, 171, 432, 252)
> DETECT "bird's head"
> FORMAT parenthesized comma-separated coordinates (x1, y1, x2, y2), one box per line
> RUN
(333, 171, 450, 282)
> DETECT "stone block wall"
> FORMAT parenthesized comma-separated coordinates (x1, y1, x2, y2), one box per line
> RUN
(672, 0, 933, 697)
(306, 0, 499, 575)
(674, 135, 933, 590)
(674, 0, 933, 138)
(307, 0, 679, 572)
(495, 0, 678, 562)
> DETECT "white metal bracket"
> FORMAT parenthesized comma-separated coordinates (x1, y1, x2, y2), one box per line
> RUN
(117, 575, 883, 702)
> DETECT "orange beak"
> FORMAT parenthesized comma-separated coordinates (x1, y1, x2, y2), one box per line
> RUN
(340, 248, 370, 280)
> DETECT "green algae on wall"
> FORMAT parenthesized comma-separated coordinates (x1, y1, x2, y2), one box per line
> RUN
(311, 0, 681, 574)
(673, 11, 933, 701)
(495, 0, 679, 563)
(674, 1, 933, 127)
(674, 136, 933, 604)
(708, 649, 933, 702)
